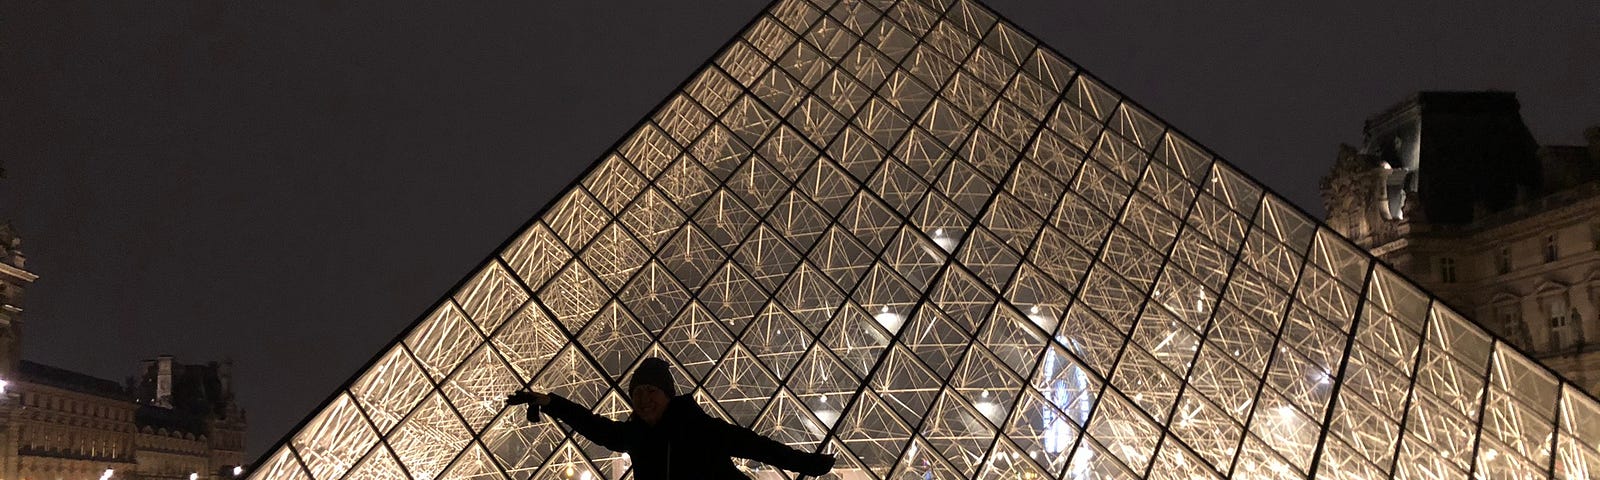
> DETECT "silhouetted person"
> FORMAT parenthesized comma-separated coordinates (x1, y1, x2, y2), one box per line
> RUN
(507, 357, 836, 479)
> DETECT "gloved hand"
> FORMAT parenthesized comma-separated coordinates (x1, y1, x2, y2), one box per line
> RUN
(505, 390, 546, 423)
(505, 390, 539, 406)
(796, 452, 835, 477)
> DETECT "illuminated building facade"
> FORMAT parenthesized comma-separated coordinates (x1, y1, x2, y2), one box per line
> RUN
(0, 227, 248, 480)
(255, 1, 1600, 479)
(1322, 92, 1600, 396)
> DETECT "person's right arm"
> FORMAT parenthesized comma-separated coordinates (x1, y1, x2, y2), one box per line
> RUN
(520, 392, 631, 452)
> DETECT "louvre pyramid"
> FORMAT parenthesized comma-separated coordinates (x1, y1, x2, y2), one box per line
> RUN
(251, 0, 1600, 478)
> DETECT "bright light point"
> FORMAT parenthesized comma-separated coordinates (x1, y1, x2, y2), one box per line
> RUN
(874, 306, 904, 333)
(580, 471, 592, 480)
(1277, 406, 1295, 419)
(190, 473, 199, 480)
(1027, 306, 1057, 330)
(815, 407, 840, 426)
(101, 469, 115, 480)
(0, 378, 8, 395)
(932, 229, 957, 251)
(1485, 449, 1499, 460)
(975, 399, 1003, 422)
(981, 389, 990, 398)
(233, 466, 244, 477)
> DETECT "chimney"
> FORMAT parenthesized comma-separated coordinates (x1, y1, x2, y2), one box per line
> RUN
(156, 354, 174, 408)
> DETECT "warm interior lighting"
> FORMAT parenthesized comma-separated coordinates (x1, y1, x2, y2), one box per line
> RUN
(260, 2, 1600, 477)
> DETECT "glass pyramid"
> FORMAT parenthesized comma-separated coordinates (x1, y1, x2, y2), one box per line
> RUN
(250, 0, 1600, 478)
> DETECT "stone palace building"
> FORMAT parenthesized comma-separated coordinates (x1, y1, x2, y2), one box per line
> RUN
(0, 225, 248, 480)
(1322, 91, 1600, 394)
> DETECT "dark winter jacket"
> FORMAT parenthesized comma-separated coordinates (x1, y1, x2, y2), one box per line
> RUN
(543, 393, 833, 480)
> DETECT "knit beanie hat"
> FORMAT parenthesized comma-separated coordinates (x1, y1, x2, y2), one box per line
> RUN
(629, 357, 676, 397)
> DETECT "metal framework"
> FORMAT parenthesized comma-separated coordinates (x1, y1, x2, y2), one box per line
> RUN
(249, 0, 1600, 478)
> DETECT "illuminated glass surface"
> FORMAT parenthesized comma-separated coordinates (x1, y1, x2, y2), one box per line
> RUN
(251, 0, 1600, 478)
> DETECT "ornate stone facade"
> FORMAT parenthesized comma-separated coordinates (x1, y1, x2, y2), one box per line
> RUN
(7, 362, 139, 480)
(0, 227, 247, 480)
(1322, 92, 1600, 394)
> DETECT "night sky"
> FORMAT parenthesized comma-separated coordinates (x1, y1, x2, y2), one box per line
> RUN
(2, 0, 1596, 461)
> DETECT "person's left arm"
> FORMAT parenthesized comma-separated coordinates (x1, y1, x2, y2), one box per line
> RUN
(697, 410, 834, 476)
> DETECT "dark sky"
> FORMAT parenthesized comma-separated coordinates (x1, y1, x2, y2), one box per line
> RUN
(2, 0, 1595, 461)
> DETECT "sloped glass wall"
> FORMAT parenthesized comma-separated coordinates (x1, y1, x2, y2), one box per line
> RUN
(252, 0, 1600, 478)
